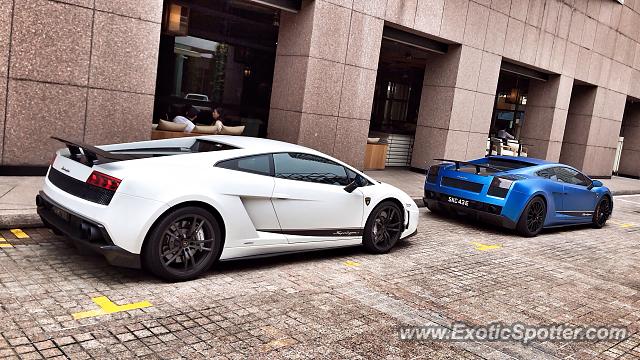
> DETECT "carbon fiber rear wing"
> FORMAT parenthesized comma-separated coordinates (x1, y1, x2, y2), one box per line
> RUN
(52, 137, 137, 165)
(434, 158, 502, 174)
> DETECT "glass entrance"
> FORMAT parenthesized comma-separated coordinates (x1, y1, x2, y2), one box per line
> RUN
(155, 0, 280, 137)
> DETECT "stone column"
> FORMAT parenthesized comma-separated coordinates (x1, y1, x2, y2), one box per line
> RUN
(410, 45, 501, 169)
(559, 86, 626, 177)
(519, 75, 573, 161)
(267, 0, 383, 169)
(616, 102, 640, 177)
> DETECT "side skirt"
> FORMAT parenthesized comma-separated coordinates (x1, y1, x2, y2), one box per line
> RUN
(219, 238, 363, 261)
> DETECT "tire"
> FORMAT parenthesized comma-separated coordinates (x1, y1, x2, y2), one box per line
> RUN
(363, 201, 404, 253)
(426, 201, 442, 214)
(516, 196, 546, 237)
(143, 206, 221, 282)
(592, 196, 612, 229)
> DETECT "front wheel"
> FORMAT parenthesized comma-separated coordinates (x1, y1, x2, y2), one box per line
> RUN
(143, 207, 221, 282)
(516, 197, 546, 237)
(592, 196, 612, 228)
(363, 201, 404, 253)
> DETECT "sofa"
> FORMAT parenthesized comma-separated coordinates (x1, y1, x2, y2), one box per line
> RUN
(151, 120, 245, 140)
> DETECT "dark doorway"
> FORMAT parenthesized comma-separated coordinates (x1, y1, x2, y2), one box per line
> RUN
(370, 39, 426, 136)
(488, 71, 530, 156)
(369, 38, 430, 167)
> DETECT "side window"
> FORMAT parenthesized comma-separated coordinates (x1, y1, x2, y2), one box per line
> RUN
(273, 153, 350, 185)
(216, 154, 272, 176)
(537, 167, 557, 180)
(554, 167, 591, 187)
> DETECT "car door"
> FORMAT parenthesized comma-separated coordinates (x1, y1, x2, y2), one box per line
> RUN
(215, 154, 287, 246)
(536, 166, 565, 216)
(554, 167, 598, 221)
(271, 152, 364, 243)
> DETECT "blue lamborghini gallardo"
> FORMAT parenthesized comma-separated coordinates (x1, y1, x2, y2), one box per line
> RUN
(423, 156, 613, 237)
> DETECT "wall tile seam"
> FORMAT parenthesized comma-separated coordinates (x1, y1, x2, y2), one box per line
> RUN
(82, 6, 96, 143)
(274, 53, 378, 71)
(5, 77, 157, 97)
(413, 125, 475, 132)
(1, 0, 16, 165)
(489, 0, 511, 16)
(320, 0, 360, 14)
(270, 107, 370, 121)
(520, 135, 560, 142)
(580, 144, 619, 150)
(332, 7, 353, 155)
(422, 84, 494, 96)
(44, 0, 163, 25)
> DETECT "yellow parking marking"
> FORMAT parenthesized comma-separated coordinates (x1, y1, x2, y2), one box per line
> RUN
(72, 296, 152, 320)
(609, 220, 635, 228)
(470, 242, 503, 251)
(343, 260, 361, 267)
(0, 237, 12, 248)
(10, 229, 29, 239)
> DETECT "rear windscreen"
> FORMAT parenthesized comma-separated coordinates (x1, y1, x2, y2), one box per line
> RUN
(486, 158, 535, 170)
(454, 158, 535, 174)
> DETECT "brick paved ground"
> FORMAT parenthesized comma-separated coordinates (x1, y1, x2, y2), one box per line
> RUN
(1, 196, 640, 359)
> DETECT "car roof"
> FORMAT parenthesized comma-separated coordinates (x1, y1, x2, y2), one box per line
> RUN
(208, 135, 318, 153)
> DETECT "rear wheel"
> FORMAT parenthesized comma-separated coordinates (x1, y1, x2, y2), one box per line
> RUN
(144, 207, 221, 281)
(516, 197, 546, 237)
(363, 201, 404, 253)
(592, 196, 612, 228)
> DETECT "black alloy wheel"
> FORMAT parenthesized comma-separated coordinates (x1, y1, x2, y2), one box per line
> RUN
(363, 201, 404, 253)
(593, 196, 612, 228)
(144, 207, 221, 281)
(516, 197, 546, 237)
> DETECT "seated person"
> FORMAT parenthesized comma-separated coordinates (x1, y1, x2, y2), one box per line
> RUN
(172, 106, 199, 133)
(212, 107, 225, 133)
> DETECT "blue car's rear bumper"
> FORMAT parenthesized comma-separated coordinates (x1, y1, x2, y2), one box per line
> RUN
(423, 190, 518, 229)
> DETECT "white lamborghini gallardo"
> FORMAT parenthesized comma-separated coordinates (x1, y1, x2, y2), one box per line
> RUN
(37, 136, 419, 281)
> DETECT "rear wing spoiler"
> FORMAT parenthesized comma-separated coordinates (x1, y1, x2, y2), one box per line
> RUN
(52, 137, 137, 165)
(433, 158, 502, 174)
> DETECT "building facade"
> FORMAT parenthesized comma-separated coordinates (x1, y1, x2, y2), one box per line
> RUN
(1, 0, 639, 178)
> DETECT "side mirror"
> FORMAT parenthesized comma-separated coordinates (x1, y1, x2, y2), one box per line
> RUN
(344, 174, 368, 193)
(589, 180, 603, 190)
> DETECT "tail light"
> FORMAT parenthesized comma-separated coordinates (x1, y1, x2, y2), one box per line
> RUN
(87, 171, 121, 191)
(488, 177, 514, 198)
(427, 165, 440, 183)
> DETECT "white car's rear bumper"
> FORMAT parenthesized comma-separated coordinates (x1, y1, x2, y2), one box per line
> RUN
(38, 176, 169, 267)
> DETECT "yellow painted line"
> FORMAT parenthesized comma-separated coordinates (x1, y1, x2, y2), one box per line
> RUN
(72, 296, 152, 320)
(10, 229, 29, 239)
(470, 242, 503, 251)
(0, 237, 6, 242)
(621, 223, 634, 228)
(0, 243, 13, 248)
(343, 260, 361, 267)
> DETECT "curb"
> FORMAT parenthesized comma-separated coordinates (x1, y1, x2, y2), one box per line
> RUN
(0, 210, 42, 229)
(412, 197, 425, 208)
(611, 190, 640, 196)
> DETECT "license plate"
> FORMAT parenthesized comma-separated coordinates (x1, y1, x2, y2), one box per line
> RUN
(447, 196, 470, 207)
(52, 206, 70, 221)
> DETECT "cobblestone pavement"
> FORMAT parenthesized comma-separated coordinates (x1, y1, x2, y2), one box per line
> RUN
(1, 196, 640, 359)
